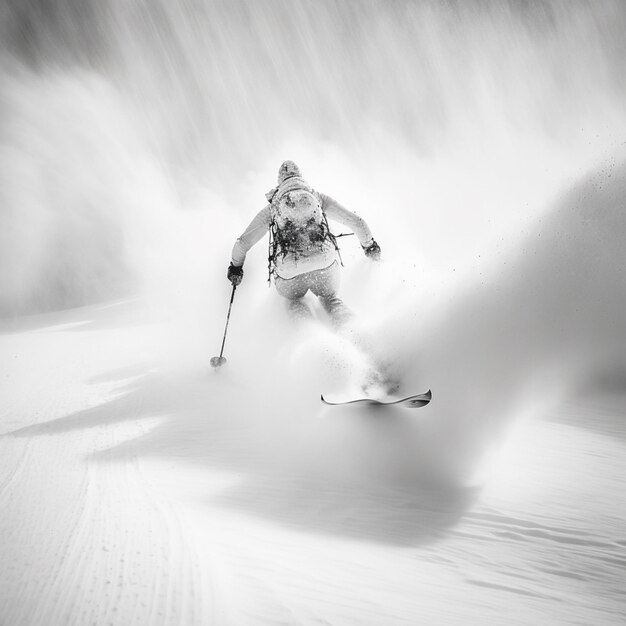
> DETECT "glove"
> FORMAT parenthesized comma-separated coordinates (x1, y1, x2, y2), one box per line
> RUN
(227, 263, 244, 286)
(363, 240, 381, 261)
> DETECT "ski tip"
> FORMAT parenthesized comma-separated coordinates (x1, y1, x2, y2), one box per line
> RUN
(398, 389, 432, 409)
(321, 394, 341, 406)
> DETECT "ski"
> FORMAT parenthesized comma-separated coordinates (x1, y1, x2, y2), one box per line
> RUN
(321, 389, 432, 409)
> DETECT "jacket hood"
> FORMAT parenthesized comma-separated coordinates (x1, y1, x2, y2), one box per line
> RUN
(277, 160, 301, 185)
(266, 164, 312, 203)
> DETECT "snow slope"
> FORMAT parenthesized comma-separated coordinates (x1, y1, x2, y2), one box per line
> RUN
(3, 161, 626, 624)
(2, 1, 626, 624)
(2, 95, 626, 626)
(1, 293, 625, 625)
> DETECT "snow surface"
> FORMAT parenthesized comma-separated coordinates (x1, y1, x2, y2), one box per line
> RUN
(1, 245, 625, 625)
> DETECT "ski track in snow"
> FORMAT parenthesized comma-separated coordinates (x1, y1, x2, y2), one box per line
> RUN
(0, 301, 625, 625)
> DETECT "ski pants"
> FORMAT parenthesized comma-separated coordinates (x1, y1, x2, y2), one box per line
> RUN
(274, 261, 351, 324)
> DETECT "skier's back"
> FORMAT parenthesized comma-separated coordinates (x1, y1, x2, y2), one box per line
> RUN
(227, 160, 380, 323)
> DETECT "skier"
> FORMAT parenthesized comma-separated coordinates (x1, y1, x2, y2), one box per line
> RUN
(226, 160, 381, 324)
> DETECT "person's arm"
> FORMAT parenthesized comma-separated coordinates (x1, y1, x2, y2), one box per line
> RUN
(227, 205, 271, 285)
(231, 205, 271, 267)
(318, 192, 380, 259)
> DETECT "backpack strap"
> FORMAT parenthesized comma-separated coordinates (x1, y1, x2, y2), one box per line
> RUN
(267, 212, 278, 284)
(321, 208, 344, 267)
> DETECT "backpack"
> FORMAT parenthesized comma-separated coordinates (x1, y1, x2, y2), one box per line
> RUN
(266, 177, 340, 280)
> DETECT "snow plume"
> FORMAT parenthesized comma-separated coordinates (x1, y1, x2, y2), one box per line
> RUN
(2, 0, 626, 316)
(371, 155, 626, 481)
(0, 66, 179, 316)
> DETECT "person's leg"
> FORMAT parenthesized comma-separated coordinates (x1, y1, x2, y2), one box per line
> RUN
(310, 264, 398, 392)
(274, 274, 313, 320)
(310, 262, 353, 326)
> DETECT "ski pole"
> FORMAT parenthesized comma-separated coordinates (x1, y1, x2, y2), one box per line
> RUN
(210, 284, 236, 368)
